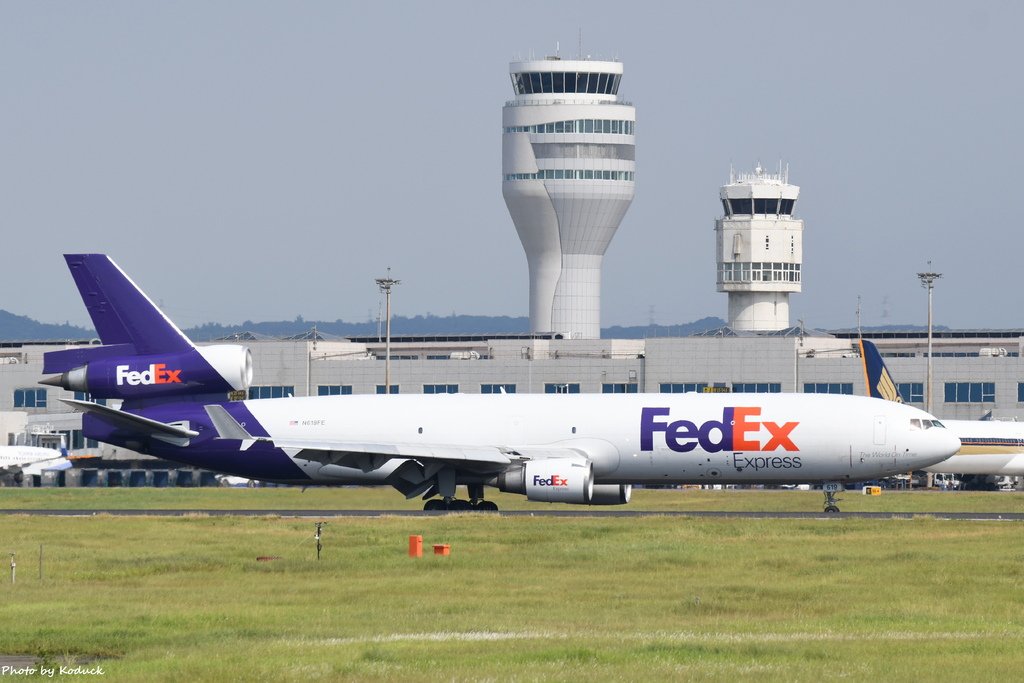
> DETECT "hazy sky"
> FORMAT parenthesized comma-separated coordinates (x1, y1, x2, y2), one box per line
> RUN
(3, 1, 1021, 331)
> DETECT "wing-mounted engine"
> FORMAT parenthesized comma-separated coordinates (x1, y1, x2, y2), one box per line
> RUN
(498, 459, 621, 504)
(41, 344, 252, 400)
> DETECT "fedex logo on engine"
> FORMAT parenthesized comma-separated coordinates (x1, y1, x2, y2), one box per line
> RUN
(532, 474, 570, 487)
(640, 407, 798, 453)
(115, 363, 183, 386)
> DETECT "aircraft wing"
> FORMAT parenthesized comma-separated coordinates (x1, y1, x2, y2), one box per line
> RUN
(0, 456, 72, 478)
(20, 458, 74, 476)
(271, 439, 513, 473)
(203, 404, 587, 473)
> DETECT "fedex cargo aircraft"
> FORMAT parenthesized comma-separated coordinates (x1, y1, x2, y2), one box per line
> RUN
(42, 255, 959, 512)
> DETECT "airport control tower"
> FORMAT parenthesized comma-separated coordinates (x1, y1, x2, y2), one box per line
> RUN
(502, 56, 636, 339)
(716, 165, 803, 331)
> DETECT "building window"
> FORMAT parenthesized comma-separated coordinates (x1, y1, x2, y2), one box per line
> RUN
(1019, 383, 1024, 402)
(14, 388, 47, 408)
(317, 385, 352, 396)
(504, 170, 634, 182)
(481, 384, 516, 394)
(944, 382, 995, 403)
(73, 391, 107, 406)
(803, 383, 853, 395)
(602, 383, 638, 394)
(376, 385, 400, 395)
(248, 386, 294, 399)
(660, 383, 708, 393)
(896, 383, 924, 403)
(504, 119, 634, 135)
(423, 384, 458, 394)
(733, 383, 782, 393)
(545, 383, 580, 394)
(719, 262, 800, 285)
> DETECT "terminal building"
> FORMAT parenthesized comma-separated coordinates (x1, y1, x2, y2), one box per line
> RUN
(2, 51, 1023, 480)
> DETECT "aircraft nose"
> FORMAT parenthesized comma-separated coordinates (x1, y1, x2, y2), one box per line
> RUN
(916, 429, 961, 468)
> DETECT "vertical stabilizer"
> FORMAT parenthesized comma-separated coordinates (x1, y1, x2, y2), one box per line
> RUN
(860, 339, 903, 403)
(64, 254, 194, 354)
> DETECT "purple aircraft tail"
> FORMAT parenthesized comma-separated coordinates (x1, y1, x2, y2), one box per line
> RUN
(64, 254, 194, 354)
(40, 255, 252, 405)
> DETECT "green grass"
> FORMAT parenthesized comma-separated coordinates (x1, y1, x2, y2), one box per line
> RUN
(0, 504, 1022, 680)
(1, 485, 1023, 513)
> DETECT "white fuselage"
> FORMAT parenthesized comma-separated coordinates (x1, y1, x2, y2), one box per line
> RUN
(242, 392, 959, 486)
(924, 419, 1024, 476)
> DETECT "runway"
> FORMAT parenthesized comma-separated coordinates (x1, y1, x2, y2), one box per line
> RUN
(2, 509, 1023, 520)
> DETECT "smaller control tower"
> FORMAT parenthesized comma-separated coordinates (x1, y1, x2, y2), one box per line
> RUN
(716, 165, 802, 331)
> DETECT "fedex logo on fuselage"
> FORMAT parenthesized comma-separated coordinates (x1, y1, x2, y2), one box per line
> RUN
(115, 363, 183, 386)
(640, 407, 799, 453)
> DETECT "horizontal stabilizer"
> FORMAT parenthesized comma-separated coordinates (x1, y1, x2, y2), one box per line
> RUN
(62, 399, 198, 447)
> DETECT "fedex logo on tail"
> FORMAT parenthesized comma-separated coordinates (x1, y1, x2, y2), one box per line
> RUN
(116, 363, 183, 386)
(640, 407, 798, 453)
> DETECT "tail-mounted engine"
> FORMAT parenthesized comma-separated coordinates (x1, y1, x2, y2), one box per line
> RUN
(41, 344, 252, 400)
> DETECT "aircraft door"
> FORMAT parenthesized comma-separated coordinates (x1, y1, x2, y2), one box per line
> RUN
(873, 416, 887, 446)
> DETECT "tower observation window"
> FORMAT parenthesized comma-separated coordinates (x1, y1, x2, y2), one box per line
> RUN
(725, 198, 796, 216)
(729, 198, 753, 215)
(511, 72, 621, 95)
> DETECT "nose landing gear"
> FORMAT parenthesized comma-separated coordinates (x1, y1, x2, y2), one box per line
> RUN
(823, 482, 842, 513)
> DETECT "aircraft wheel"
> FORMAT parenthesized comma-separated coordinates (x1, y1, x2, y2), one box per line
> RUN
(448, 499, 473, 511)
(474, 500, 499, 512)
(423, 499, 446, 511)
(825, 505, 840, 513)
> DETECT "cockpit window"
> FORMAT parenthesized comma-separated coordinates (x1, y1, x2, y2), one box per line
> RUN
(930, 420, 945, 429)
(910, 419, 922, 430)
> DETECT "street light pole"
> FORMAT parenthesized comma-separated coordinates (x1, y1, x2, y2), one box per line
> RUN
(917, 265, 942, 414)
(375, 269, 400, 395)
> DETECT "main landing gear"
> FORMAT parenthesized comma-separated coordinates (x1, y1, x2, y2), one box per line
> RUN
(422, 484, 499, 512)
(822, 482, 842, 513)
(423, 498, 498, 512)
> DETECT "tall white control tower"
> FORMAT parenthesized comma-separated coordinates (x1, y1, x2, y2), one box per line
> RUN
(716, 165, 803, 331)
(502, 56, 636, 339)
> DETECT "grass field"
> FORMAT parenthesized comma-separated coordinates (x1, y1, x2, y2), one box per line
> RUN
(1, 484, 1024, 513)
(1, 489, 1023, 681)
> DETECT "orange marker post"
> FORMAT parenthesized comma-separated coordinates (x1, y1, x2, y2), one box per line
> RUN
(432, 544, 450, 556)
(408, 535, 423, 558)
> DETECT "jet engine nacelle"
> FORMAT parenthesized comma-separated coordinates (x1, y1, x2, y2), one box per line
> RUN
(43, 345, 252, 400)
(589, 484, 632, 505)
(497, 460, 598, 504)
